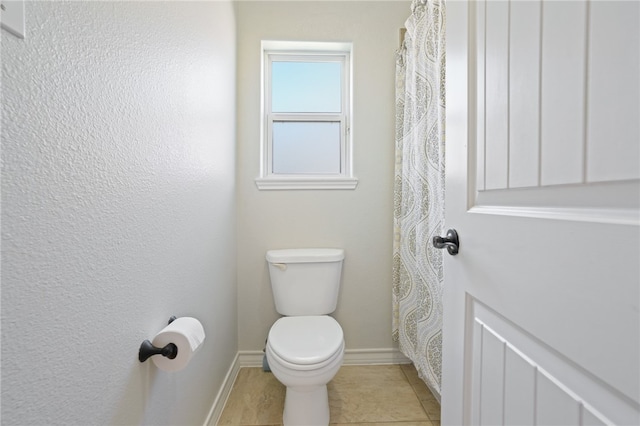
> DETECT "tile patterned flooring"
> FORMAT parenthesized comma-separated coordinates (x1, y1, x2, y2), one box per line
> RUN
(218, 364, 441, 425)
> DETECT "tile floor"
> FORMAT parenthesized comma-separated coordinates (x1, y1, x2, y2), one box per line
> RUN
(218, 364, 441, 425)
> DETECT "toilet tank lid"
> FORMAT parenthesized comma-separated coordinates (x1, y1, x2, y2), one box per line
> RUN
(266, 248, 344, 263)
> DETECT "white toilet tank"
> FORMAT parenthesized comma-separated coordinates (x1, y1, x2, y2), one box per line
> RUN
(266, 248, 344, 316)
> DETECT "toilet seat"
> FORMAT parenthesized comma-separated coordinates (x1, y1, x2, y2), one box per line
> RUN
(267, 340, 344, 373)
(268, 316, 344, 367)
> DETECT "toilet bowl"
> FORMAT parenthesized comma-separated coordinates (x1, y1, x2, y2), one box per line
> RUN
(265, 248, 346, 426)
(266, 315, 344, 425)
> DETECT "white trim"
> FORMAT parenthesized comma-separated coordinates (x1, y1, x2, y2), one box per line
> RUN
(471, 179, 640, 226)
(269, 113, 344, 122)
(236, 348, 410, 368)
(255, 176, 358, 190)
(203, 353, 241, 426)
(203, 348, 410, 425)
(237, 350, 266, 367)
(343, 348, 411, 365)
(262, 40, 352, 53)
(470, 204, 640, 226)
(259, 41, 354, 188)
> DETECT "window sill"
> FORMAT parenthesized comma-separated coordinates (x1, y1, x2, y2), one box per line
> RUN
(255, 176, 359, 190)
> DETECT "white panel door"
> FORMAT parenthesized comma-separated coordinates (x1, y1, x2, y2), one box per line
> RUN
(441, 1, 640, 425)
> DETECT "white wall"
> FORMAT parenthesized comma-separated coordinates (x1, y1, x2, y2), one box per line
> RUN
(1, 2, 237, 425)
(236, 1, 411, 352)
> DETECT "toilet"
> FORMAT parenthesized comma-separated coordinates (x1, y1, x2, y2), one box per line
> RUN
(265, 248, 345, 426)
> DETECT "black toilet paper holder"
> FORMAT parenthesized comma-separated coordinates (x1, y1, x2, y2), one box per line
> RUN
(138, 316, 178, 363)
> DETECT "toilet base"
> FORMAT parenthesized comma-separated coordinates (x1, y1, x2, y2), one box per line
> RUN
(283, 385, 329, 426)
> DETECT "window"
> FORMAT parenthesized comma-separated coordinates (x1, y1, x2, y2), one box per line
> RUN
(256, 41, 357, 190)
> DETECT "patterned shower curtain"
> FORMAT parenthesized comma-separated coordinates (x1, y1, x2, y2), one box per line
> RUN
(392, 0, 446, 400)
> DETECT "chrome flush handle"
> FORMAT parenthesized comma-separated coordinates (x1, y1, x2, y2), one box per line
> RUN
(272, 263, 287, 271)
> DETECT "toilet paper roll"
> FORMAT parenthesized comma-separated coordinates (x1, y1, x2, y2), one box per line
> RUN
(151, 317, 205, 372)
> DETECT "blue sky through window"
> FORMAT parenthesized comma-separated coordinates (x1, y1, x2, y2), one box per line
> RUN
(271, 61, 342, 113)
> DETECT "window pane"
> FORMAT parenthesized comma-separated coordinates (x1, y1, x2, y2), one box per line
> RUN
(272, 122, 341, 174)
(271, 61, 342, 113)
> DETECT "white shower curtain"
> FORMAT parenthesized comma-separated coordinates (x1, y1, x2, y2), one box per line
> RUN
(392, 0, 446, 400)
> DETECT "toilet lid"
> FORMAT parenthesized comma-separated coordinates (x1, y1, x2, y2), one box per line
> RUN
(268, 316, 344, 365)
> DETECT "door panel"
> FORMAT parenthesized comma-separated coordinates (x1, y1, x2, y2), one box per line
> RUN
(587, 1, 640, 182)
(441, 1, 640, 424)
(508, 0, 540, 189)
(475, 0, 640, 190)
(539, 0, 587, 186)
(469, 299, 634, 425)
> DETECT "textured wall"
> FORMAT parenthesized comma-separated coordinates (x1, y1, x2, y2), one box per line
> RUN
(1, 2, 237, 425)
(235, 1, 411, 352)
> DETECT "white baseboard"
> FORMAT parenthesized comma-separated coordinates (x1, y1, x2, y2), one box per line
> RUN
(203, 353, 241, 426)
(343, 348, 411, 365)
(203, 348, 410, 426)
(237, 350, 264, 367)
(235, 347, 411, 368)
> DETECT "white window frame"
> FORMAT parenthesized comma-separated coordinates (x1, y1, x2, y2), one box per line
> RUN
(256, 41, 357, 190)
